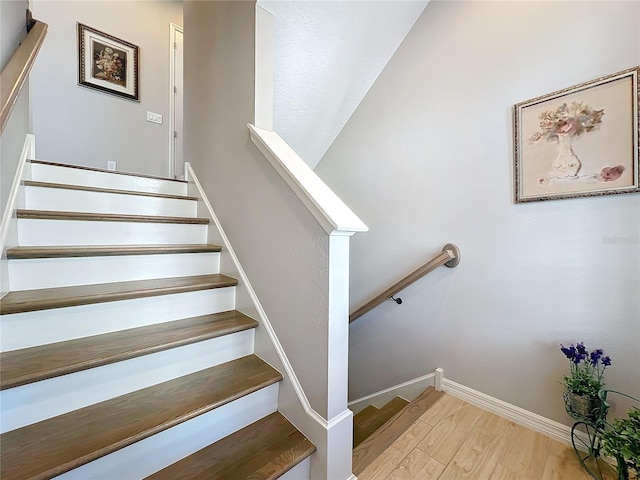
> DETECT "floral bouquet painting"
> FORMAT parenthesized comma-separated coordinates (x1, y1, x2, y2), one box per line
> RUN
(513, 67, 639, 202)
(78, 23, 139, 102)
(529, 101, 626, 185)
(92, 42, 127, 88)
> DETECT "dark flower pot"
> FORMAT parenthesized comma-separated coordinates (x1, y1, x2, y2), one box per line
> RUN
(564, 391, 601, 420)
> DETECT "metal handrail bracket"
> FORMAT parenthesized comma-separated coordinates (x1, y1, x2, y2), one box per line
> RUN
(349, 244, 460, 323)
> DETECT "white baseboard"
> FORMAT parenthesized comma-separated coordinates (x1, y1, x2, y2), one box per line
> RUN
(441, 376, 576, 447)
(348, 372, 437, 414)
(350, 368, 579, 448)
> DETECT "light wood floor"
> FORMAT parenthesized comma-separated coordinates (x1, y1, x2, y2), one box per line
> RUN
(357, 393, 625, 480)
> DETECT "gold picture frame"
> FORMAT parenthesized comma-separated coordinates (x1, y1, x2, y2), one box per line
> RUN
(78, 23, 139, 102)
(514, 66, 639, 203)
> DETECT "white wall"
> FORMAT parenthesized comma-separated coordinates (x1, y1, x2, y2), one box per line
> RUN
(1, 0, 30, 215)
(316, 0, 640, 425)
(258, 0, 428, 168)
(30, 1, 182, 177)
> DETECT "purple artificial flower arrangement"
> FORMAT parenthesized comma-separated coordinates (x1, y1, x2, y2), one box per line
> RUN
(560, 342, 612, 398)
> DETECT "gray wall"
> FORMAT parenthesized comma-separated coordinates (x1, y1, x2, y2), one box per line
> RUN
(184, 0, 334, 420)
(258, 0, 428, 168)
(30, 1, 182, 177)
(316, 0, 640, 424)
(1, 0, 30, 215)
(1, 0, 28, 69)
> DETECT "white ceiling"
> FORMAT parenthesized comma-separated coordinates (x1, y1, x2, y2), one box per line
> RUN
(258, 0, 429, 168)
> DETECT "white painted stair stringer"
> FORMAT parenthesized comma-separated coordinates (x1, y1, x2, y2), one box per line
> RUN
(56, 383, 279, 480)
(29, 162, 188, 196)
(24, 184, 197, 217)
(17, 218, 207, 246)
(1, 330, 255, 433)
(0, 135, 35, 299)
(8, 252, 220, 290)
(1, 288, 236, 351)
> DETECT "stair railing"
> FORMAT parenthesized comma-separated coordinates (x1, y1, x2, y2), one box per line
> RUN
(0, 11, 48, 134)
(349, 243, 461, 323)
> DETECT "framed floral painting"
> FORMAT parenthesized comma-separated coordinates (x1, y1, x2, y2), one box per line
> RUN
(78, 23, 139, 101)
(513, 66, 639, 203)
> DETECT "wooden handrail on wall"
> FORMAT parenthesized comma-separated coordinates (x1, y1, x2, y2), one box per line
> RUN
(0, 19, 48, 134)
(349, 244, 461, 323)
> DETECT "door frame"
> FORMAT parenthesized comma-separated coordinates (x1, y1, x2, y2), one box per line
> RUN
(169, 22, 183, 179)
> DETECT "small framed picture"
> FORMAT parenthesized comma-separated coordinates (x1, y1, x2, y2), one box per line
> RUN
(513, 67, 639, 203)
(78, 23, 139, 101)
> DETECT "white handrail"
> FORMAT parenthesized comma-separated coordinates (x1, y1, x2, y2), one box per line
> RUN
(247, 124, 368, 236)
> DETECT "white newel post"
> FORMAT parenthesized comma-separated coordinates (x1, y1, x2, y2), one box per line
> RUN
(252, 6, 367, 478)
(325, 232, 355, 480)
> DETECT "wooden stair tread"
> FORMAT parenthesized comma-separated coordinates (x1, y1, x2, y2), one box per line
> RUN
(23, 180, 198, 201)
(0, 274, 237, 315)
(352, 387, 444, 475)
(353, 396, 409, 448)
(29, 159, 188, 183)
(6, 244, 222, 259)
(353, 405, 379, 432)
(0, 355, 282, 480)
(16, 209, 209, 224)
(0, 310, 257, 390)
(146, 412, 316, 480)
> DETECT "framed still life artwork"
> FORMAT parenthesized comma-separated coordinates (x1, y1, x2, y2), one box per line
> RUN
(513, 66, 639, 203)
(78, 23, 139, 101)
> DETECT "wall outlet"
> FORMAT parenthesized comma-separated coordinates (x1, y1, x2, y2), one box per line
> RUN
(107, 161, 117, 171)
(146, 111, 163, 124)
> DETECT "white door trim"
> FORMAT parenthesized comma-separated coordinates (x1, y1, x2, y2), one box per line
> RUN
(169, 23, 183, 179)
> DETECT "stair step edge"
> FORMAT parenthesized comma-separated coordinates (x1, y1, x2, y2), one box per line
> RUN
(0, 355, 282, 480)
(352, 387, 445, 475)
(16, 209, 209, 224)
(6, 244, 222, 259)
(0, 274, 238, 315)
(23, 180, 198, 201)
(29, 160, 188, 184)
(353, 396, 408, 448)
(0, 310, 257, 390)
(353, 405, 379, 430)
(145, 412, 316, 480)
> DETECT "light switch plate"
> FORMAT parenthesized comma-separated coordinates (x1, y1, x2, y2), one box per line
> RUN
(146, 111, 163, 124)
(107, 161, 117, 171)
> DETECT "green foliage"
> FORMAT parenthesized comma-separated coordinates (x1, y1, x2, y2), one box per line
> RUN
(560, 343, 611, 398)
(563, 366, 603, 398)
(602, 407, 640, 475)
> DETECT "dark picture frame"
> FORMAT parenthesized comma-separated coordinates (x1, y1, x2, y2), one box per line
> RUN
(78, 23, 139, 101)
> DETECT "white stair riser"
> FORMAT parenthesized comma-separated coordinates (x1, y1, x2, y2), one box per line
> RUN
(55, 384, 279, 480)
(8, 252, 221, 290)
(279, 458, 311, 480)
(30, 163, 187, 196)
(1, 288, 236, 352)
(25, 186, 197, 217)
(0, 331, 255, 433)
(17, 219, 207, 246)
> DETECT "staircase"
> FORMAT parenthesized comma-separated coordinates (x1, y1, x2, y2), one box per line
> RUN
(0, 160, 315, 480)
(352, 386, 444, 476)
